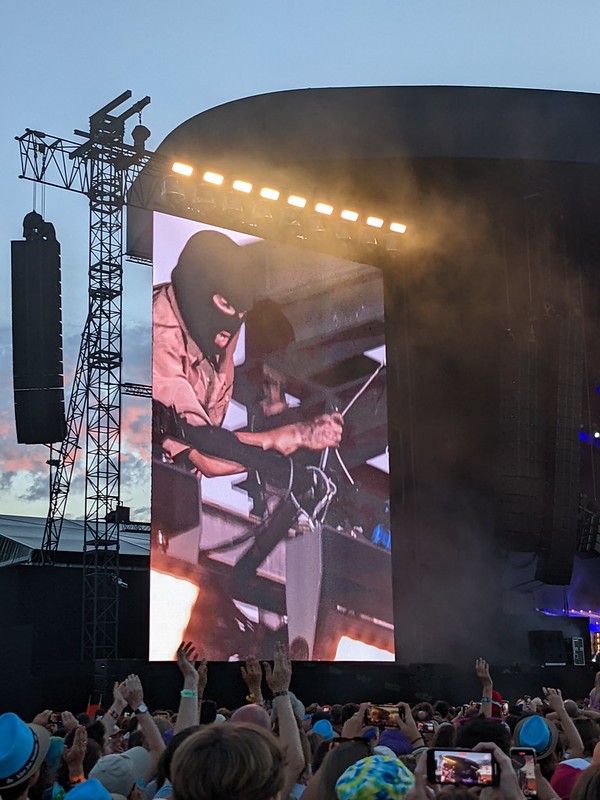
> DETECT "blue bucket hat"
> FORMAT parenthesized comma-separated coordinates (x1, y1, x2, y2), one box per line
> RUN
(0, 712, 51, 789)
(312, 719, 335, 740)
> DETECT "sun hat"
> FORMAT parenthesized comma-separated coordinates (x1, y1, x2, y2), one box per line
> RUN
(335, 754, 415, 800)
(89, 747, 150, 798)
(0, 712, 51, 789)
(513, 715, 559, 760)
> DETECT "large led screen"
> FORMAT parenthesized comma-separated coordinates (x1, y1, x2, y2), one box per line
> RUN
(150, 213, 393, 661)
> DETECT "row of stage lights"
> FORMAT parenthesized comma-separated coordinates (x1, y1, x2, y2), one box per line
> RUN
(168, 161, 408, 240)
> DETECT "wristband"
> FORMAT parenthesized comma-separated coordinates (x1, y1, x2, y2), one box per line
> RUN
(411, 736, 424, 745)
(69, 776, 86, 785)
(481, 696, 492, 703)
(107, 708, 119, 720)
(180, 689, 198, 698)
(273, 690, 290, 697)
(246, 693, 256, 703)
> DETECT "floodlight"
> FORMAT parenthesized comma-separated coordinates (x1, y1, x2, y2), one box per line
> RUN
(288, 195, 307, 208)
(366, 216, 384, 228)
(315, 202, 333, 215)
(260, 187, 280, 200)
(390, 222, 407, 234)
(172, 162, 193, 177)
(203, 171, 224, 185)
(341, 210, 359, 222)
(233, 180, 253, 193)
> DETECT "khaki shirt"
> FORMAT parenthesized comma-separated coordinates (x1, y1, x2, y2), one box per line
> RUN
(152, 283, 235, 459)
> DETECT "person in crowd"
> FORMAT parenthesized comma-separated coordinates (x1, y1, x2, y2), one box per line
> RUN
(570, 762, 600, 800)
(153, 229, 343, 478)
(0, 714, 50, 800)
(172, 725, 285, 800)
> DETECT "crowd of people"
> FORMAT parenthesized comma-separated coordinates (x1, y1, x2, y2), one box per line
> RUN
(2, 650, 600, 800)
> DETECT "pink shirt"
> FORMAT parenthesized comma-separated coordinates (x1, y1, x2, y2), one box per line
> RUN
(152, 283, 235, 459)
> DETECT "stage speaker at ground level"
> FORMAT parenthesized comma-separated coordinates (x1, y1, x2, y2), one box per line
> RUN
(11, 212, 66, 444)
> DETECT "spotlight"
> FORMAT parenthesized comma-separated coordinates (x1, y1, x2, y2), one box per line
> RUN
(260, 187, 280, 201)
(288, 195, 307, 208)
(390, 222, 407, 234)
(308, 214, 328, 235)
(203, 171, 224, 185)
(366, 216, 384, 228)
(233, 180, 252, 193)
(172, 162, 193, 177)
(341, 209, 359, 222)
(192, 184, 216, 212)
(223, 192, 245, 220)
(594, 432, 600, 439)
(315, 202, 333, 215)
(335, 221, 353, 242)
(161, 175, 186, 206)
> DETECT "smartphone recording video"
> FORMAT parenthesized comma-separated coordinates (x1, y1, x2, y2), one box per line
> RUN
(365, 705, 401, 728)
(510, 747, 537, 798)
(427, 748, 499, 787)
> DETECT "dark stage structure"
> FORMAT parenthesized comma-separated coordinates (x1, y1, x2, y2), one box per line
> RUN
(4, 86, 600, 714)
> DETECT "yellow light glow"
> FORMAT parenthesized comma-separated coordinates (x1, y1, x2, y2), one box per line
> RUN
(203, 171, 224, 185)
(334, 635, 395, 662)
(366, 216, 384, 228)
(149, 570, 199, 661)
(341, 209, 359, 222)
(172, 162, 193, 177)
(233, 180, 253, 193)
(288, 195, 307, 208)
(315, 202, 334, 215)
(390, 222, 407, 234)
(260, 187, 280, 201)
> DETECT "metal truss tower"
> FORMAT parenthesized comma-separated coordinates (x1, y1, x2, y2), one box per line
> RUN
(16, 92, 154, 660)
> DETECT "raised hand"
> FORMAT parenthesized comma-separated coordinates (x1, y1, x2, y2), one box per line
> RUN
(543, 687, 564, 713)
(120, 674, 144, 710)
(61, 710, 79, 733)
(241, 655, 263, 698)
(475, 658, 493, 688)
(263, 642, 292, 694)
(64, 725, 88, 776)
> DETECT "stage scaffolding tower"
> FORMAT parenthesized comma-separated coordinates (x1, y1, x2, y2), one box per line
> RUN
(16, 91, 154, 660)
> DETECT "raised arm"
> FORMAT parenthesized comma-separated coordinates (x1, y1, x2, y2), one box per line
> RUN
(121, 674, 165, 781)
(100, 681, 127, 738)
(174, 641, 206, 733)
(475, 658, 494, 718)
(543, 687, 584, 758)
(263, 643, 305, 800)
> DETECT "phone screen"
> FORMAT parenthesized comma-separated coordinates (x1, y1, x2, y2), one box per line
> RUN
(366, 705, 401, 728)
(427, 749, 498, 787)
(510, 748, 537, 798)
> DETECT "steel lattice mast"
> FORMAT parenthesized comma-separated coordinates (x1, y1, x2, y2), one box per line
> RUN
(16, 91, 154, 660)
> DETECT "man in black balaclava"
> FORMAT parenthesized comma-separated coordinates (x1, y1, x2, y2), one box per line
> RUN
(153, 230, 343, 477)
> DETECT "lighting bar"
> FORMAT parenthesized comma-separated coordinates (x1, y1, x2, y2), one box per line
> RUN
(315, 202, 334, 215)
(203, 171, 224, 185)
(260, 187, 280, 200)
(172, 162, 193, 177)
(172, 161, 409, 240)
(233, 180, 253, 193)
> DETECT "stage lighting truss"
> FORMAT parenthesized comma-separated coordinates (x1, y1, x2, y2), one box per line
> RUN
(166, 161, 408, 250)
